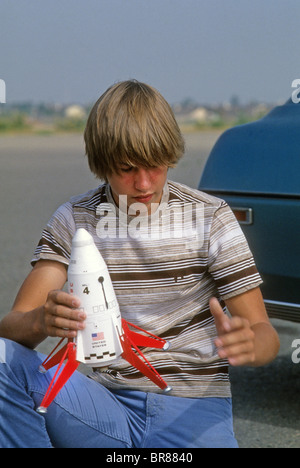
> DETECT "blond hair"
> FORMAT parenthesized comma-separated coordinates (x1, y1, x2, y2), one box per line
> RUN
(84, 80, 185, 180)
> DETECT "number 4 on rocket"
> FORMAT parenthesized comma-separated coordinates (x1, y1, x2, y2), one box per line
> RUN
(36, 228, 171, 413)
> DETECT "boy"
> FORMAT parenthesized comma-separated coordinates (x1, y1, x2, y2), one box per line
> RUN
(0, 80, 279, 448)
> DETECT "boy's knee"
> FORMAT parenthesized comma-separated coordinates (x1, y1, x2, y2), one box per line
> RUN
(0, 337, 43, 370)
(0, 337, 21, 364)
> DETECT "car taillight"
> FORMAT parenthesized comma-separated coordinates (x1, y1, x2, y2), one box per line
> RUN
(232, 207, 253, 225)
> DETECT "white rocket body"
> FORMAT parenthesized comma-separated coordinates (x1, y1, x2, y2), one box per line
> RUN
(68, 228, 123, 366)
(36, 228, 171, 413)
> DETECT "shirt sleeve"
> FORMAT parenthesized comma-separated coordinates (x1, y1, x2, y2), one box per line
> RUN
(208, 201, 263, 300)
(31, 201, 76, 267)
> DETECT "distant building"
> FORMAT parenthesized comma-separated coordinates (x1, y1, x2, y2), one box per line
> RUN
(189, 107, 209, 123)
(65, 105, 86, 119)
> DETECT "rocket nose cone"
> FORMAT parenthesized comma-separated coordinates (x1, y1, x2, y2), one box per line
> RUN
(72, 228, 94, 247)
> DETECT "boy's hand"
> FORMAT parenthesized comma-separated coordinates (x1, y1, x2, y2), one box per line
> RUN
(209, 297, 255, 366)
(41, 290, 86, 339)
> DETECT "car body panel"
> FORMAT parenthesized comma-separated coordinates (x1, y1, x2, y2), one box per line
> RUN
(198, 99, 300, 322)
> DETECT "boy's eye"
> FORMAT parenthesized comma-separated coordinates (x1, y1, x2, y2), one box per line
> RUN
(120, 166, 134, 173)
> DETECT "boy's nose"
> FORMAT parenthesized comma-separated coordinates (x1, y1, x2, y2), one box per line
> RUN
(134, 168, 152, 191)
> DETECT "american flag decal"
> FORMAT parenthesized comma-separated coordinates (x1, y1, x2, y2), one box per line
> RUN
(92, 332, 104, 341)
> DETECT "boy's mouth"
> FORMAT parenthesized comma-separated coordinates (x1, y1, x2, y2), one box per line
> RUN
(133, 193, 154, 203)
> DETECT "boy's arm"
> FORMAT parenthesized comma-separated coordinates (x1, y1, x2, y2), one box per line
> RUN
(0, 260, 85, 349)
(210, 287, 280, 367)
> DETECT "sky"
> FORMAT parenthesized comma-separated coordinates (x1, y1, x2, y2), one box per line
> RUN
(1, 0, 300, 106)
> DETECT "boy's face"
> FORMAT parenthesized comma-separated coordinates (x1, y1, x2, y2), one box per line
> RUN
(107, 165, 168, 215)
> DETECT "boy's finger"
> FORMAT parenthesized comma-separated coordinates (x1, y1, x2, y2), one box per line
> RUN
(209, 297, 231, 332)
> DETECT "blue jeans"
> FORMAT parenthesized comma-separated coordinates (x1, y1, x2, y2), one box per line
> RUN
(0, 338, 238, 448)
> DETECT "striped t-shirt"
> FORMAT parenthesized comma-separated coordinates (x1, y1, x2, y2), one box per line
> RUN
(32, 180, 262, 398)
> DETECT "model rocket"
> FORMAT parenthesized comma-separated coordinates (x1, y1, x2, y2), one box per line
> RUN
(37, 228, 171, 413)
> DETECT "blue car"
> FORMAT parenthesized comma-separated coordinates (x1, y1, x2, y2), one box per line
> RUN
(198, 98, 300, 322)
